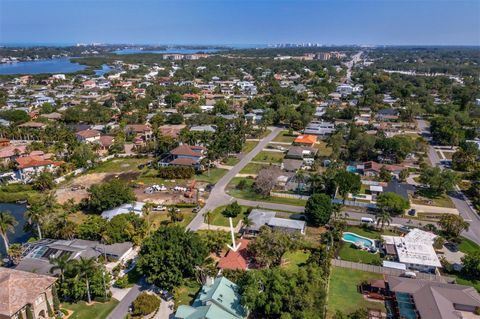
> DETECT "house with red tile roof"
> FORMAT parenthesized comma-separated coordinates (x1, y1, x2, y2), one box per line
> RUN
(293, 134, 317, 147)
(218, 239, 252, 271)
(76, 129, 101, 143)
(361, 161, 404, 177)
(0, 268, 57, 319)
(14, 155, 63, 182)
(160, 144, 206, 170)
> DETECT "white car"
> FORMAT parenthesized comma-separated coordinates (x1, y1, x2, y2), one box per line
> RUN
(153, 205, 166, 211)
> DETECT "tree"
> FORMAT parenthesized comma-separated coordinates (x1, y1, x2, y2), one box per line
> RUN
(70, 143, 97, 168)
(438, 214, 469, 240)
(167, 207, 183, 223)
(254, 166, 281, 196)
(76, 257, 96, 303)
(248, 227, 299, 268)
(222, 201, 242, 218)
(52, 285, 60, 312)
(461, 251, 480, 279)
(32, 171, 55, 191)
(419, 167, 459, 194)
(335, 171, 361, 203)
(132, 292, 160, 316)
(26, 304, 33, 319)
(399, 169, 409, 182)
(49, 254, 70, 286)
(379, 166, 392, 182)
(376, 192, 410, 215)
(88, 179, 136, 213)
(0, 211, 17, 251)
(137, 226, 208, 291)
(452, 142, 480, 172)
(304, 193, 333, 226)
(25, 202, 45, 239)
(376, 210, 393, 231)
(239, 265, 326, 318)
(7, 243, 22, 264)
(142, 202, 154, 236)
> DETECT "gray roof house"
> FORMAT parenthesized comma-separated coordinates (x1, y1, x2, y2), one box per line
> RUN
(15, 238, 133, 275)
(246, 209, 306, 235)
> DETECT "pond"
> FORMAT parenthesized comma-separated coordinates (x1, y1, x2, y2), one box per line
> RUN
(0, 57, 86, 75)
(0, 203, 29, 257)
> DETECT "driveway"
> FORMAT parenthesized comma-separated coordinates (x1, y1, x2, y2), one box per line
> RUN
(106, 279, 149, 319)
(187, 127, 283, 231)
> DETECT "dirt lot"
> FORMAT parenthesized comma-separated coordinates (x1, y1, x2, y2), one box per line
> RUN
(56, 171, 210, 205)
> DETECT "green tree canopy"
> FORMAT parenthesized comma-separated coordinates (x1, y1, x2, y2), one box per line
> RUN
(305, 193, 333, 226)
(376, 192, 410, 215)
(87, 179, 136, 213)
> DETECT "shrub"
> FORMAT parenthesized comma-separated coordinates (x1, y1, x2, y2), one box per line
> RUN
(115, 275, 130, 288)
(132, 293, 160, 316)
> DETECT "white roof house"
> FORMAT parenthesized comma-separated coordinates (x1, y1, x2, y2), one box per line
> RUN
(101, 201, 145, 220)
(382, 229, 441, 272)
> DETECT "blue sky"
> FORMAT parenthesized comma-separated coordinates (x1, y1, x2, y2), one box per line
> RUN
(1, 0, 479, 45)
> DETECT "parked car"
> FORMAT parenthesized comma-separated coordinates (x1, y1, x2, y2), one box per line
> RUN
(408, 209, 416, 216)
(160, 290, 174, 301)
(153, 205, 166, 211)
(192, 206, 201, 213)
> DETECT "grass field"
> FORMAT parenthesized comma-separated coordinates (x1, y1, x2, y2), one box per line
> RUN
(272, 130, 296, 143)
(345, 225, 396, 240)
(338, 243, 382, 265)
(282, 250, 310, 271)
(458, 237, 480, 254)
(149, 209, 196, 229)
(90, 158, 149, 173)
(174, 280, 201, 309)
(239, 163, 269, 174)
(223, 156, 240, 166)
(208, 205, 250, 227)
(63, 299, 119, 319)
(316, 140, 333, 157)
(227, 178, 307, 207)
(253, 151, 285, 163)
(195, 168, 228, 184)
(328, 267, 385, 316)
(242, 141, 259, 153)
(411, 189, 455, 208)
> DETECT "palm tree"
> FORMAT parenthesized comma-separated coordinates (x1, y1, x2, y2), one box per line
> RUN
(376, 210, 393, 232)
(168, 207, 182, 223)
(76, 257, 96, 304)
(49, 254, 70, 285)
(242, 216, 253, 233)
(25, 203, 45, 239)
(142, 203, 154, 236)
(204, 210, 211, 230)
(0, 211, 18, 251)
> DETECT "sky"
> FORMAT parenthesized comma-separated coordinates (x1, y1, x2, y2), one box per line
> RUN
(0, 0, 479, 46)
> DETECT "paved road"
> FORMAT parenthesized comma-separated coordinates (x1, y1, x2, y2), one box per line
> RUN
(107, 280, 148, 319)
(417, 119, 480, 244)
(345, 51, 363, 82)
(187, 127, 283, 231)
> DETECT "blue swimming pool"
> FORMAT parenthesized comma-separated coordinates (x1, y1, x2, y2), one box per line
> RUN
(342, 232, 375, 248)
(346, 165, 358, 173)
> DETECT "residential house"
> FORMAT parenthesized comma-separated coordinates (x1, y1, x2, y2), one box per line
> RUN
(14, 155, 63, 182)
(293, 134, 317, 147)
(18, 122, 47, 130)
(101, 201, 145, 220)
(384, 276, 480, 319)
(376, 108, 400, 121)
(281, 159, 303, 172)
(76, 129, 101, 143)
(381, 229, 441, 272)
(160, 144, 206, 170)
(125, 124, 153, 143)
(175, 276, 248, 319)
(217, 239, 252, 271)
(15, 238, 133, 275)
(190, 125, 217, 133)
(303, 121, 335, 136)
(158, 125, 186, 138)
(285, 146, 317, 161)
(361, 161, 404, 178)
(245, 209, 306, 235)
(0, 268, 57, 319)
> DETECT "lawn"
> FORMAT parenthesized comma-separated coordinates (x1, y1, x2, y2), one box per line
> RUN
(345, 225, 396, 240)
(411, 189, 455, 208)
(242, 141, 259, 153)
(316, 140, 332, 157)
(458, 237, 480, 254)
(227, 178, 307, 207)
(455, 275, 480, 292)
(223, 156, 240, 166)
(253, 151, 285, 163)
(149, 209, 196, 229)
(328, 267, 385, 316)
(90, 158, 149, 173)
(63, 299, 119, 319)
(208, 205, 250, 227)
(272, 130, 296, 143)
(174, 280, 201, 309)
(195, 168, 228, 184)
(337, 243, 382, 265)
(239, 163, 269, 174)
(282, 250, 310, 271)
